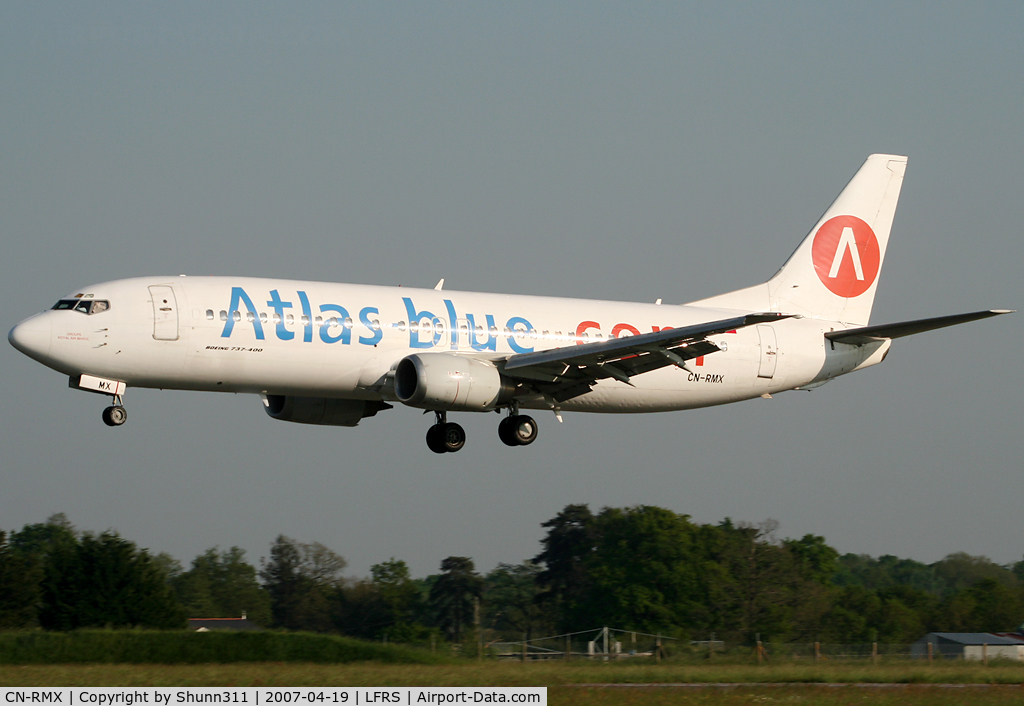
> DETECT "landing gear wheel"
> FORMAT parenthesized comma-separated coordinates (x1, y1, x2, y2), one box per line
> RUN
(498, 415, 538, 446)
(440, 422, 466, 453)
(426, 422, 466, 453)
(498, 417, 517, 446)
(426, 424, 447, 454)
(102, 405, 127, 427)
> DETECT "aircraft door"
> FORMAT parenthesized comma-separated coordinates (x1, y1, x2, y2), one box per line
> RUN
(756, 325, 777, 379)
(149, 285, 179, 341)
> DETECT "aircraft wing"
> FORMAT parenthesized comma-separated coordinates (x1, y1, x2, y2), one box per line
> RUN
(501, 312, 793, 403)
(825, 309, 1014, 345)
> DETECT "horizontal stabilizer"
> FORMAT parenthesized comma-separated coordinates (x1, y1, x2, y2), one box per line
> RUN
(825, 309, 1014, 345)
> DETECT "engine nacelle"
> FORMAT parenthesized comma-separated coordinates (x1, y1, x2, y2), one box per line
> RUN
(262, 394, 389, 427)
(394, 353, 515, 411)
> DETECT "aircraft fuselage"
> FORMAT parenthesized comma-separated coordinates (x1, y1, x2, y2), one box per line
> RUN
(12, 275, 883, 414)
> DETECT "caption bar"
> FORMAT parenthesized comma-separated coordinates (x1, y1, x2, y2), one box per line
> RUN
(2, 689, 546, 706)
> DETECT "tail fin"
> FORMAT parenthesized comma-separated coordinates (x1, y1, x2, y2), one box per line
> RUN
(690, 154, 907, 326)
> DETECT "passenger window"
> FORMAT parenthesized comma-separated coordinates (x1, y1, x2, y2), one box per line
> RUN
(220, 311, 228, 321)
(314, 316, 323, 326)
(410, 322, 419, 332)
(343, 317, 354, 329)
(232, 311, 241, 322)
(489, 326, 498, 335)
(286, 314, 294, 325)
(246, 312, 255, 323)
(272, 313, 281, 324)
(206, 309, 215, 320)
(259, 312, 268, 324)
(300, 315, 310, 326)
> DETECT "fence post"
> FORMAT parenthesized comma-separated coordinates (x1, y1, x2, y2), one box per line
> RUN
(656, 638, 662, 663)
(565, 635, 570, 661)
(757, 640, 763, 664)
(927, 642, 933, 662)
(872, 642, 878, 665)
(474, 597, 481, 661)
(983, 642, 988, 666)
(814, 642, 820, 662)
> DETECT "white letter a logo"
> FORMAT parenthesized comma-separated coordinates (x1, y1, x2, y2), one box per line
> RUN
(828, 227, 865, 280)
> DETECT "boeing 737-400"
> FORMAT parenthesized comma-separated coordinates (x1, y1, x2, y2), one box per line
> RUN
(9, 154, 1012, 452)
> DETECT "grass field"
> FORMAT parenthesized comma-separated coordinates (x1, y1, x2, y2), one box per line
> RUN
(3, 662, 1024, 704)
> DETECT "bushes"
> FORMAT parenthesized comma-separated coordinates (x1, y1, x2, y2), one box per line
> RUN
(0, 630, 445, 665)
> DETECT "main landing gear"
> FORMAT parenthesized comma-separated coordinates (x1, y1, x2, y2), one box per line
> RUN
(102, 395, 127, 427)
(424, 408, 539, 453)
(498, 413, 538, 447)
(426, 411, 466, 454)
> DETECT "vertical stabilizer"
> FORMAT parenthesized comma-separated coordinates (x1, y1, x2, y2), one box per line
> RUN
(690, 154, 907, 326)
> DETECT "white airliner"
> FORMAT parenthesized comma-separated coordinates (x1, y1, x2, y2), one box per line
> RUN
(9, 155, 1012, 453)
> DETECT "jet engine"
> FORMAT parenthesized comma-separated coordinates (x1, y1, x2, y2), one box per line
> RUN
(262, 394, 390, 427)
(394, 353, 515, 411)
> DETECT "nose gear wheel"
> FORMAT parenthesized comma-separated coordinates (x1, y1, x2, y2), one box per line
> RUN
(102, 405, 127, 427)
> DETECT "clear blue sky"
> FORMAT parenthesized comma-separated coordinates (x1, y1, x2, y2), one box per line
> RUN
(2, 2, 1021, 577)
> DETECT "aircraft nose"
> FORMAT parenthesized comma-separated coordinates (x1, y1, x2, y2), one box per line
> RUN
(9, 314, 52, 361)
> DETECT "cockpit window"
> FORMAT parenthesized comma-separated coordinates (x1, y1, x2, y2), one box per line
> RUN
(52, 299, 110, 315)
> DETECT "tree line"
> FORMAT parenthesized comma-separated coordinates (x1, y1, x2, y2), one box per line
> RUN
(2, 507, 1023, 645)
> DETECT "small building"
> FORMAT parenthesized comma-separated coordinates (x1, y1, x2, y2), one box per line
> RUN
(189, 613, 262, 632)
(912, 632, 1024, 660)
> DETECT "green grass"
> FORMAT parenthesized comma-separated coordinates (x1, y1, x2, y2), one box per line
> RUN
(1, 661, 1024, 686)
(2, 662, 1024, 705)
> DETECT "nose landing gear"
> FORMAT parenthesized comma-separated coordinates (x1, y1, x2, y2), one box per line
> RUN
(102, 395, 127, 427)
(426, 411, 466, 454)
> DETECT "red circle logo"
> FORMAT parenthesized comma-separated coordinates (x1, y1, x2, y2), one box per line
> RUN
(811, 215, 880, 297)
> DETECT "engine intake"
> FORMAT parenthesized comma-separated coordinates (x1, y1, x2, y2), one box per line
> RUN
(394, 353, 515, 411)
(262, 394, 390, 427)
